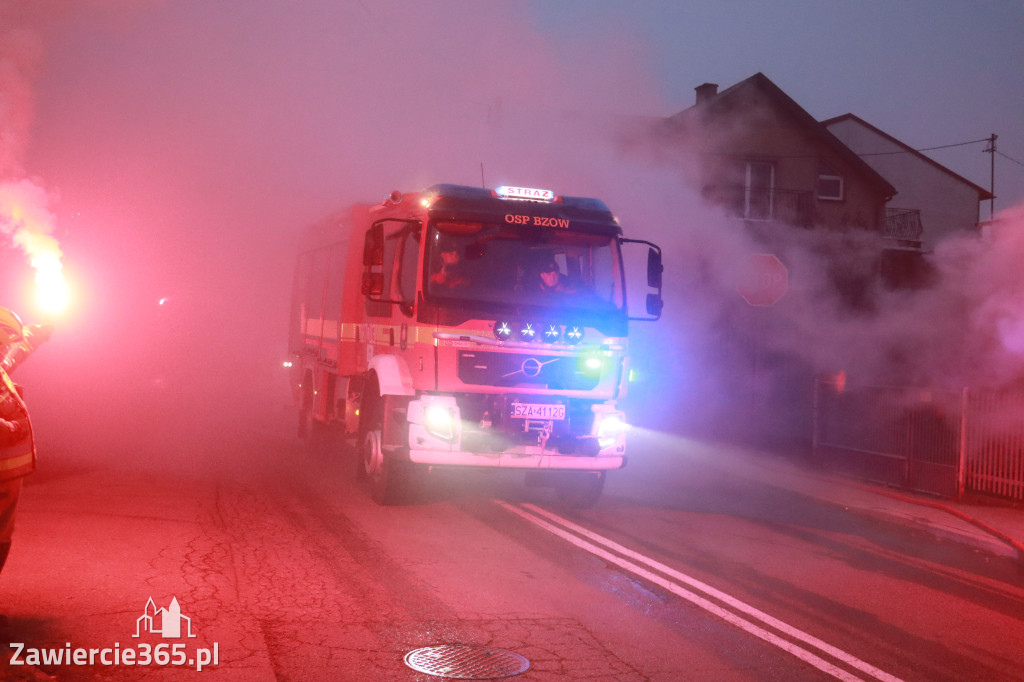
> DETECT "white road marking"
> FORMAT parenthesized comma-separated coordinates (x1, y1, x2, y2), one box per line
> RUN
(498, 501, 905, 682)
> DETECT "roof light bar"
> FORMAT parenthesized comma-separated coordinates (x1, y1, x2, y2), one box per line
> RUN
(495, 186, 556, 202)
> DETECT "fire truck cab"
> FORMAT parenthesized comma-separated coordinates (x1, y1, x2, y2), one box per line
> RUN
(288, 184, 662, 506)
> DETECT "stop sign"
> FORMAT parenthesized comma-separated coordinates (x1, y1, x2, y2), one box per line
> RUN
(737, 253, 788, 306)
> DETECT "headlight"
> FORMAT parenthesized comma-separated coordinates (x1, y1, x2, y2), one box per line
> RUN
(407, 396, 461, 447)
(595, 412, 629, 449)
(424, 404, 456, 441)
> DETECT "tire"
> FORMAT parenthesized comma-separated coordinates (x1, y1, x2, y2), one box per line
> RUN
(555, 471, 606, 509)
(357, 386, 410, 505)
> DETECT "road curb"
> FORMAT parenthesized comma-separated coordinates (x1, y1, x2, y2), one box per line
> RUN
(832, 480, 1024, 564)
(735, 451, 1024, 564)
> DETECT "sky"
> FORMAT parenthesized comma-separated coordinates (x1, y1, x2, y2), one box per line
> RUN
(531, 0, 1023, 215)
(0, 0, 1022, 456)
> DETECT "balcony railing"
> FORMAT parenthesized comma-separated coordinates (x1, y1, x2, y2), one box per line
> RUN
(704, 186, 814, 227)
(885, 208, 923, 242)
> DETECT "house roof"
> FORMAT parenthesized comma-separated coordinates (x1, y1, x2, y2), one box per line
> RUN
(667, 72, 897, 198)
(821, 113, 994, 200)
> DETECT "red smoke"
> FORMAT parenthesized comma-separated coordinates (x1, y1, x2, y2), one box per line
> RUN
(0, 1, 71, 318)
(3, 0, 1020, 461)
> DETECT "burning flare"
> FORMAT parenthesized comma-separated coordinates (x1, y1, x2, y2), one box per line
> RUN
(0, 179, 70, 316)
(28, 244, 69, 315)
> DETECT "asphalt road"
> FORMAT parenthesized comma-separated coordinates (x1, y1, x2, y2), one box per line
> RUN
(1, 412, 1022, 681)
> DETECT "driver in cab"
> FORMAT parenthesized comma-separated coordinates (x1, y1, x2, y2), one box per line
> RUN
(537, 256, 575, 294)
(430, 236, 470, 289)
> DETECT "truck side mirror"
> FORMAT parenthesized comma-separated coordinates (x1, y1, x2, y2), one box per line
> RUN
(646, 293, 663, 318)
(647, 248, 663, 289)
(621, 237, 664, 323)
(363, 224, 384, 266)
(361, 272, 384, 297)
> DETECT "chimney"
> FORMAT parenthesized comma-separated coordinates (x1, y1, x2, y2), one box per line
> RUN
(695, 82, 718, 105)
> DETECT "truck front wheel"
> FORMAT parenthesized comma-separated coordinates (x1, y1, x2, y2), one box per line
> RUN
(357, 390, 409, 505)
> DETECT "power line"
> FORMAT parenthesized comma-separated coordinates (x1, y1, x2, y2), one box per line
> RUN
(856, 137, 991, 157)
(996, 150, 1024, 168)
(707, 136, 994, 160)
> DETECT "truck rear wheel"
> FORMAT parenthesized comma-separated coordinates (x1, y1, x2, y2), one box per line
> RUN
(555, 471, 606, 509)
(297, 374, 349, 459)
(297, 373, 314, 439)
(358, 389, 410, 505)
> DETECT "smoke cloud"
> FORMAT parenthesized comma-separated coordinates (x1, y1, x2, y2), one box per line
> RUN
(0, 1, 72, 319)
(0, 0, 47, 178)
(1, 0, 1020, 469)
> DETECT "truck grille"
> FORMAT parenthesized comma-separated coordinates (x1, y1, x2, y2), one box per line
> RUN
(457, 351, 600, 390)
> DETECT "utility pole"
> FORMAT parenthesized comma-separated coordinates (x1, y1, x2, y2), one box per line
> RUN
(984, 133, 997, 219)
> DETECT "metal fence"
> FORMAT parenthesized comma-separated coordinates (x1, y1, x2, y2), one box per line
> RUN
(963, 390, 1024, 500)
(813, 380, 1024, 502)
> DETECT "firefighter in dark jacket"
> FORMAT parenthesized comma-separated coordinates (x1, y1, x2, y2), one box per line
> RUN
(0, 308, 51, 577)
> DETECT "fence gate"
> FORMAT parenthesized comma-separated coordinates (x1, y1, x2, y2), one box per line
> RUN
(812, 381, 964, 498)
(963, 390, 1024, 501)
(813, 380, 1024, 502)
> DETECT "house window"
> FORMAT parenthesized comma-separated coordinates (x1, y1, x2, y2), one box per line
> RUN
(726, 161, 775, 220)
(817, 168, 844, 201)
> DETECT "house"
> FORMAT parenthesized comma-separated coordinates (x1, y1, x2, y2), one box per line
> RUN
(640, 73, 910, 444)
(822, 113, 993, 253)
(662, 73, 896, 240)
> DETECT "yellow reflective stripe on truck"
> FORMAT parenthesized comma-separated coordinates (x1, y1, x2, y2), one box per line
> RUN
(350, 323, 495, 348)
(302, 319, 361, 341)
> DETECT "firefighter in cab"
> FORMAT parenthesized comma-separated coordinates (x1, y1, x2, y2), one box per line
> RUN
(535, 255, 577, 295)
(0, 308, 52, 583)
(430, 235, 470, 289)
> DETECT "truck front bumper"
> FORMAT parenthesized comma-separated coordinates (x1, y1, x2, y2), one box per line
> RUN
(407, 449, 625, 470)
(404, 394, 628, 471)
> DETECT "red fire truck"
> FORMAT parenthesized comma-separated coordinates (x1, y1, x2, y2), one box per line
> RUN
(288, 184, 662, 506)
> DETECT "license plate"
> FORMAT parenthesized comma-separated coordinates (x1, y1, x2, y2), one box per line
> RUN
(510, 403, 566, 420)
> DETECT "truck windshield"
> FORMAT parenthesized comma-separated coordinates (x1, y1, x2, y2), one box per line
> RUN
(425, 223, 624, 313)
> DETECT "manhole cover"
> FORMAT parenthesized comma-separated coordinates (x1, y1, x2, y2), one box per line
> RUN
(404, 645, 530, 679)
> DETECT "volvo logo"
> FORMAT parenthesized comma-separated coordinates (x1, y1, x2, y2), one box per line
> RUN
(503, 357, 559, 379)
